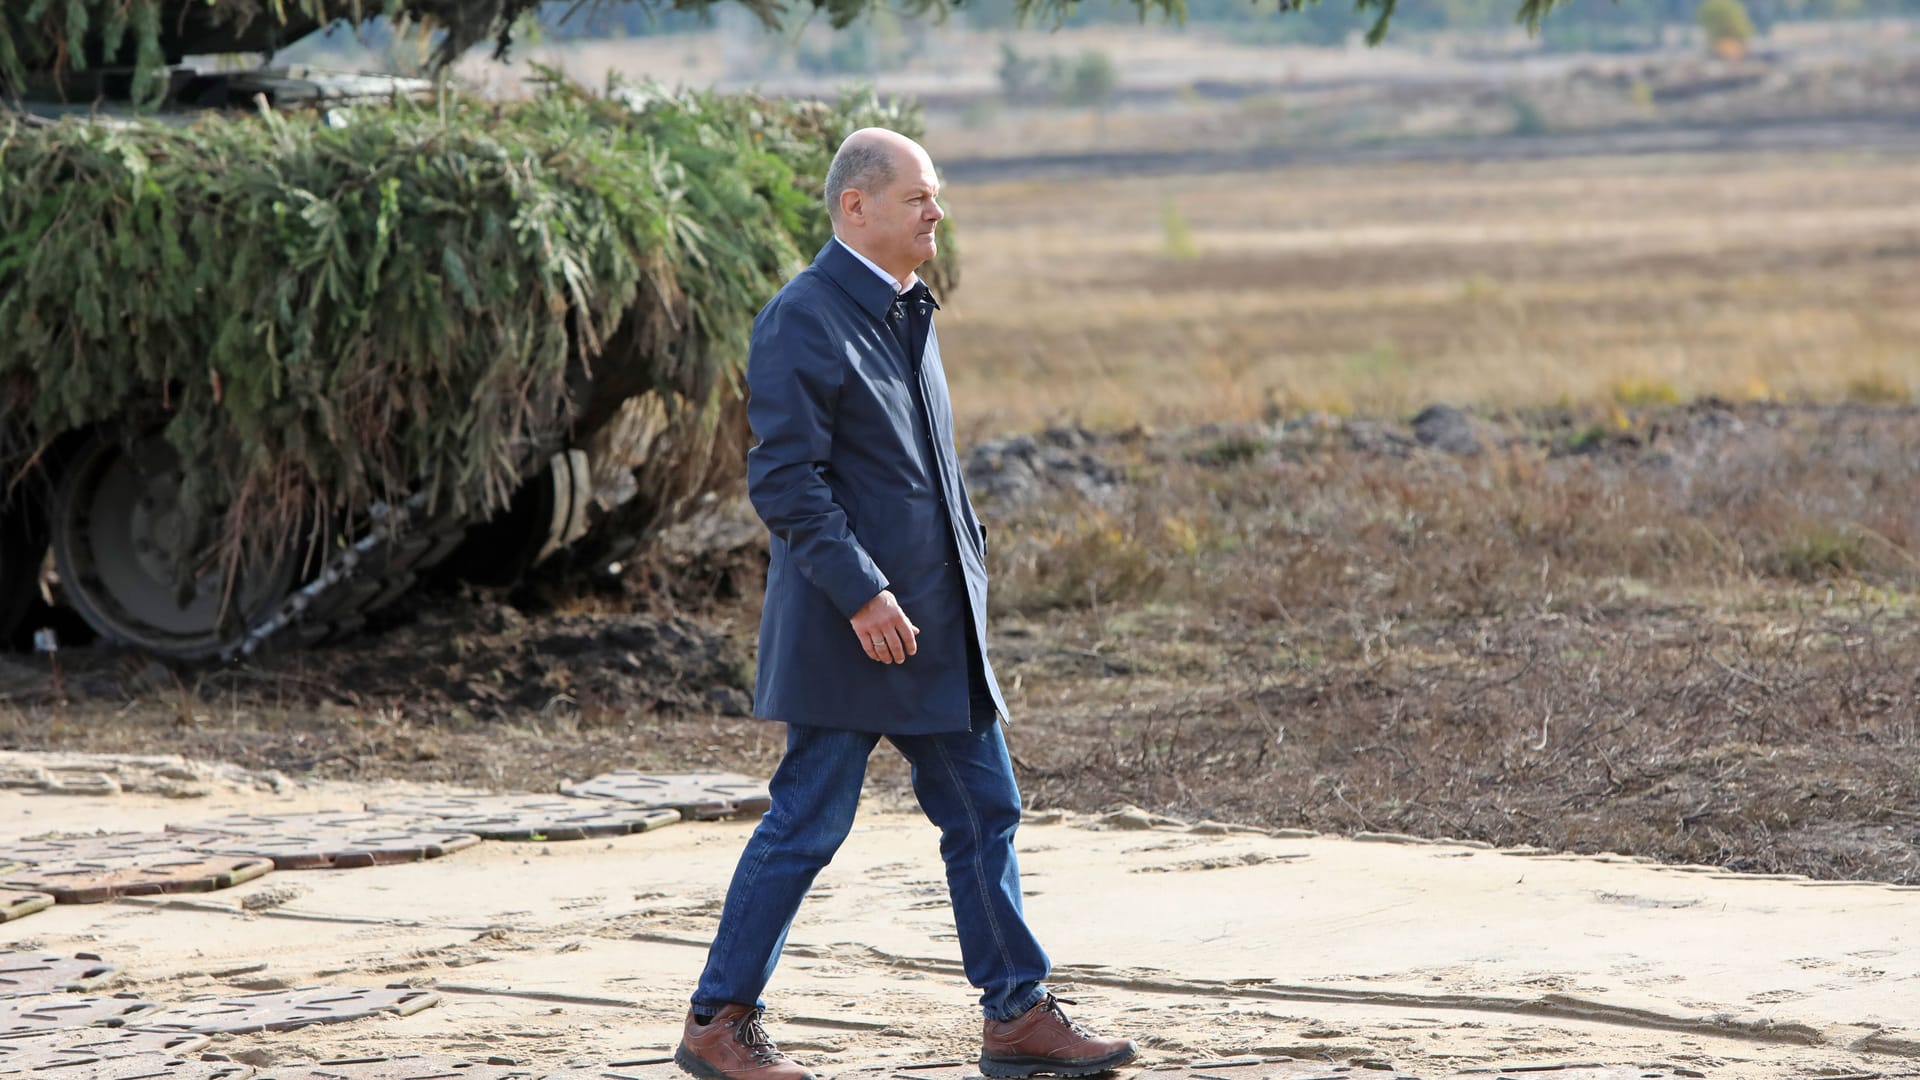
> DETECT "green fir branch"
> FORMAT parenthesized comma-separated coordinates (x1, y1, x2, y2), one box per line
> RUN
(0, 82, 920, 564)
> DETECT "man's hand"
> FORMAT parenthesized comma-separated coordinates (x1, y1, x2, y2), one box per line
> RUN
(852, 590, 919, 665)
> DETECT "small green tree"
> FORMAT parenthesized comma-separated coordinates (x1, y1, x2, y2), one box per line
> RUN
(1056, 49, 1118, 109)
(1161, 200, 1198, 260)
(1506, 92, 1548, 135)
(996, 43, 1042, 100)
(1696, 0, 1755, 57)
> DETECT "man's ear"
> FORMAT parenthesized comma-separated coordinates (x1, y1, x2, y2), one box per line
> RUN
(838, 188, 864, 224)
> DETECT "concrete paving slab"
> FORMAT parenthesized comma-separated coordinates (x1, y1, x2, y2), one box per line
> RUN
(1459, 1060, 1704, 1068)
(134, 987, 441, 1035)
(167, 827, 483, 871)
(248, 1055, 540, 1080)
(2, 853, 275, 903)
(540, 1058, 681, 1080)
(85, 1057, 255, 1080)
(0, 994, 162, 1036)
(0, 832, 208, 865)
(360, 796, 682, 842)
(558, 773, 770, 820)
(0, 950, 117, 996)
(0, 1026, 211, 1072)
(0, 891, 53, 924)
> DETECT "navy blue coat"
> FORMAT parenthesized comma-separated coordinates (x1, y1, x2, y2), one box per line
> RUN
(746, 240, 1007, 735)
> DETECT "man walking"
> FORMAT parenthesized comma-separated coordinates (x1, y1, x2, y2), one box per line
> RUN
(674, 128, 1138, 1080)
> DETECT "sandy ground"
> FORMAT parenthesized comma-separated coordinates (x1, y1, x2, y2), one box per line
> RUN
(3, 756, 1918, 1079)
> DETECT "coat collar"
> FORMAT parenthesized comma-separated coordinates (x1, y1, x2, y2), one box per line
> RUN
(812, 240, 940, 321)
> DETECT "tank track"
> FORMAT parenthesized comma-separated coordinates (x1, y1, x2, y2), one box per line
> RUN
(6, 434, 586, 661)
(232, 495, 467, 660)
(232, 446, 585, 658)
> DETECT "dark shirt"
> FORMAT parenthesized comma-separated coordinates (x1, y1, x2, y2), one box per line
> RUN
(889, 285, 993, 719)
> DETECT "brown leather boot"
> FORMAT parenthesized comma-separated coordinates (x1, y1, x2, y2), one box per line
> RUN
(980, 995, 1138, 1078)
(674, 1004, 815, 1080)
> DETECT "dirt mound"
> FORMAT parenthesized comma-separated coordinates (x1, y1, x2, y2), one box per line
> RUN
(0, 589, 752, 728)
(319, 600, 755, 721)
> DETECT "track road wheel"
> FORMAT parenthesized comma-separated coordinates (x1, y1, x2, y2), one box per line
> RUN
(49, 430, 298, 660)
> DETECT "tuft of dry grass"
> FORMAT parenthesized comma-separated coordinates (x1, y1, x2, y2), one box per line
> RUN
(990, 405, 1920, 619)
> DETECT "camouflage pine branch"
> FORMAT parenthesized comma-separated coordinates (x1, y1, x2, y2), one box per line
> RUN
(0, 82, 936, 573)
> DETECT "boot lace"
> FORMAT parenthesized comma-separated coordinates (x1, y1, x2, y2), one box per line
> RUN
(1040, 994, 1093, 1038)
(730, 1007, 787, 1064)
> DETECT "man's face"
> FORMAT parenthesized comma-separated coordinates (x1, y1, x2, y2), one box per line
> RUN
(862, 147, 944, 278)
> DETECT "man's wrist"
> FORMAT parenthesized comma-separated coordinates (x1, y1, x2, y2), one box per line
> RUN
(828, 571, 891, 620)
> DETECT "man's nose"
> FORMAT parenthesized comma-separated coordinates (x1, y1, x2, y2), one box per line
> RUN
(926, 200, 945, 222)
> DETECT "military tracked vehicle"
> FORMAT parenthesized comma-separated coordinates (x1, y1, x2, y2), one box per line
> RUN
(0, 3, 930, 661)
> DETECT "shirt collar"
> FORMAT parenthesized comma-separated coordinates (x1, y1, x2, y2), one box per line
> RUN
(833, 236, 917, 295)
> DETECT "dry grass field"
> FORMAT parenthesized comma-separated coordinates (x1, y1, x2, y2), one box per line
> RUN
(916, 148, 1920, 882)
(935, 150, 1920, 440)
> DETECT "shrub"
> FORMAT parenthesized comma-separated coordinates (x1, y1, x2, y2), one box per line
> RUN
(1056, 50, 1119, 109)
(1612, 378, 1682, 407)
(1192, 435, 1267, 467)
(993, 511, 1168, 614)
(1766, 526, 1871, 583)
(1507, 94, 1548, 137)
(1845, 371, 1910, 404)
(997, 44, 1042, 100)
(1161, 200, 1199, 260)
(1697, 0, 1756, 57)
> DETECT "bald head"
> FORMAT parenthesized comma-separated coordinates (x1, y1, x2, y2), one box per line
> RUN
(826, 128, 926, 225)
(825, 127, 945, 284)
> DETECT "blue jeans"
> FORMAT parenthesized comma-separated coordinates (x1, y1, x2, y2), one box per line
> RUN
(691, 716, 1051, 1021)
